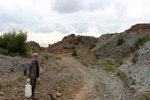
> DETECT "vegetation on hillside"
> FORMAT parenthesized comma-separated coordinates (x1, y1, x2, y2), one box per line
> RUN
(117, 37, 125, 45)
(88, 39, 98, 50)
(72, 51, 77, 56)
(130, 35, 150, 53)
(135, 35, 150, 49)
(0, 30, 29, 57)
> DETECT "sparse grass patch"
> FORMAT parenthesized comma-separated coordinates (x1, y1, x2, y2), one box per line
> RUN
(87, 60, 97, 65)
(103, 62, 114, 70)
(138, 92, 150, 100)
(43, 54, 49, 60)
(17, 76, 24, 82)
(117, 71, 127, 82)
(49, 93, 56, 100)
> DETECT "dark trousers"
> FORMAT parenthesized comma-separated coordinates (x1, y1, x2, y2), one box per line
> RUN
(30, 78, 36, 95)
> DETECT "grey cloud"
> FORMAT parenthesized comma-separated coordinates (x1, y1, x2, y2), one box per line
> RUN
(72, 23, 88, 33)
(51, 0, 83, 13)
(51, 0, 112, 14)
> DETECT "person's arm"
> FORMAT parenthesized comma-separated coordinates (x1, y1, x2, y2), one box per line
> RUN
(27, 61, 31, 78)
(36, 61, 39, 78)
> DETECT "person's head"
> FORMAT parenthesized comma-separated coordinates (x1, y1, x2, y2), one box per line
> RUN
(33, 52, 38, 60)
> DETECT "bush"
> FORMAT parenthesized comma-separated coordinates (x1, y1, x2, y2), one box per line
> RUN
(116, 65, 119, 68)
(117, 38, 124, 45)
(72, 46, 75, 50)
(93, 39, 98, 43)
(75, 42, 78, 45)
(88, 42, 96, 50)
(103, 62, 114, 70)
(77, 36, 82, 42)
(135, 35, 150, 49)
(130, 47, 136, 52)
(43, 54, 49, 60)
(0, 48, 9, 55)
(72, 51, 77, 56)
(0, 30, 28, 57)
(119, 60, 123, 65)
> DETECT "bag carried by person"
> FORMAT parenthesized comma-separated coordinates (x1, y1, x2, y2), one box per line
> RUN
(23, 60, 33, 76)
(25, 83, 32, 98)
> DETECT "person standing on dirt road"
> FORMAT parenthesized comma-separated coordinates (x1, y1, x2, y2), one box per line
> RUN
(26, 52, 40, 97)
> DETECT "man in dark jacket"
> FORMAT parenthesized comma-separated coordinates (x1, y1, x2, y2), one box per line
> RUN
(27, 52, 40, 97)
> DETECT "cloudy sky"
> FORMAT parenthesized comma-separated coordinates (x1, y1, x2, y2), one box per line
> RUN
(0, 0, 150, 47)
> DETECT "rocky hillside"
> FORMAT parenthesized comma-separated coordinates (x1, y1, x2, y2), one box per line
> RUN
(47, 34, 98, 53)
(91, 24, 150, 62)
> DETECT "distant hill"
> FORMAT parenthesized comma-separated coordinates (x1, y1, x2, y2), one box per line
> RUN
(47, 33, 98, 53)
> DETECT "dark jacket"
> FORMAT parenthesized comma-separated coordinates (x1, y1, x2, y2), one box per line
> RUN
(27, 59, 39, 78)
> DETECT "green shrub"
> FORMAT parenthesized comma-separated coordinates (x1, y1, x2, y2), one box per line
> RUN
(75, 42, 78, 45)
(116, 65, 119, 68)
(135, 35, 150, 49)
(117, 38, 124, 45)
(103, 62, 114, 70)
(93, 39, 98, 43)
(77, 36, 82, 42)
(63, 36, 67, 39)
(72, 46, 75, 50)
(72, 51, 77, 56)
(69, 41, 72, 44)
(0, 48, 9, 55)
(119, 60, 123, 65)
(43, 54, 49, 60)
(0, 30, 28, 57)
(128, 70, 132, 74)
(130, 47, 136, 52)
(88, 42, 96, 50)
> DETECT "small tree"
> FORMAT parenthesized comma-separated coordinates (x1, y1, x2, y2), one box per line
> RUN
(0, 30, 28, 57)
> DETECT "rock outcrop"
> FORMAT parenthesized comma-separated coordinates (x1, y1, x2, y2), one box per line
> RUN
(125, 24, 150, 33)
(47, 33, 97, 53)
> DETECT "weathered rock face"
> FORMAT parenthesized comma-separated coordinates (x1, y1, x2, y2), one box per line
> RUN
(47, 33, 97, 53)
(94, 31, 150, 61)
(119, 41, 150, 92)
(28, 41, 45, 57)
(125, 24, 150, 33)
(0, 54, 29, 77)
